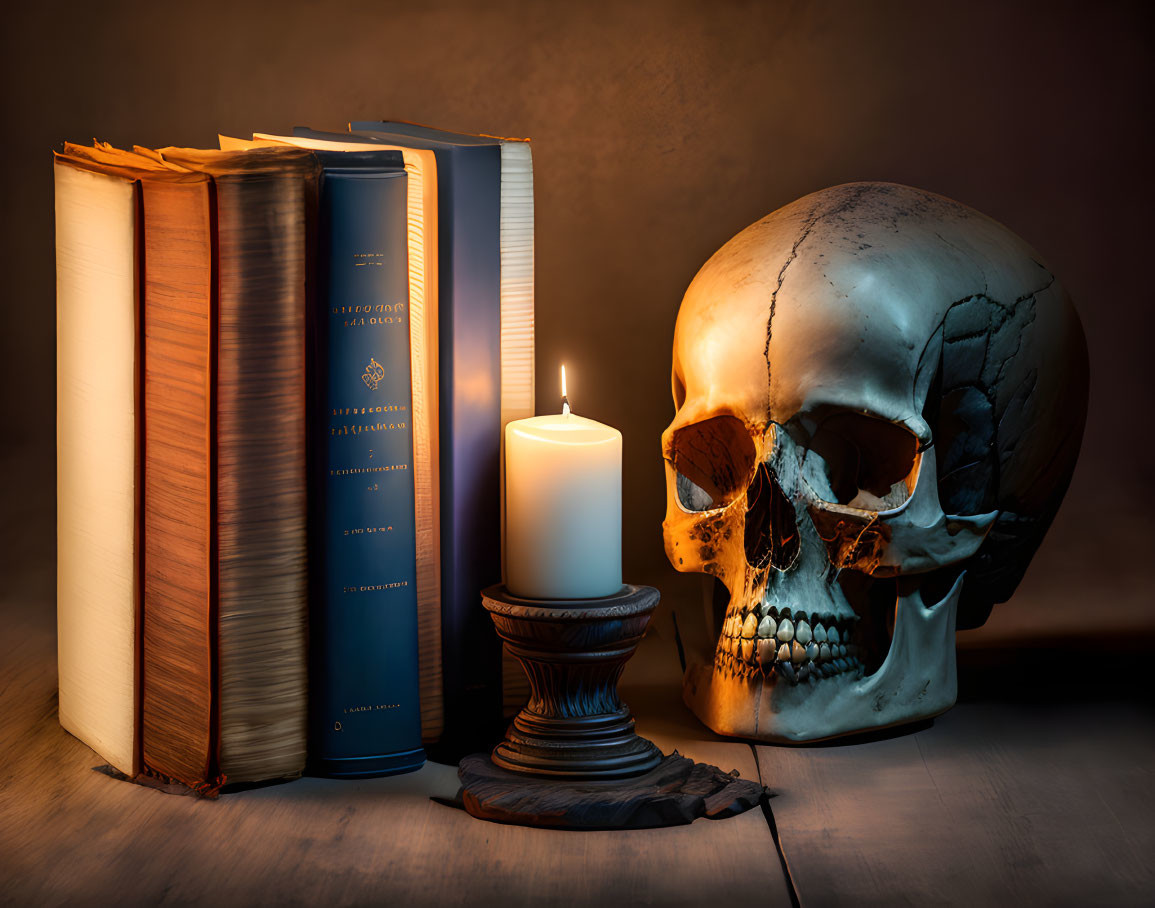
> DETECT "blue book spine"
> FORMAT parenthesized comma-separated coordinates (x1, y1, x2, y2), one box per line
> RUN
(342, 126, 506, 754)
(310, 167, 424, 777)
(434, 144, 504, 752)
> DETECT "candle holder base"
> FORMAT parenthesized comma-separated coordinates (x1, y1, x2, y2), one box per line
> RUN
(457, 584, 767, 828)
(456, 750, 767, 829)
(479, 583, 662, 780)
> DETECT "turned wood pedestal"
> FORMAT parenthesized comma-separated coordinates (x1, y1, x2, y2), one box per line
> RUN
(480, 583, 663, 780)
(458, 584, 767, 828)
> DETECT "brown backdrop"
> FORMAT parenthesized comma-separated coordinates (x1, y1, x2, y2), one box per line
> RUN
(2, 0, 1151, 642)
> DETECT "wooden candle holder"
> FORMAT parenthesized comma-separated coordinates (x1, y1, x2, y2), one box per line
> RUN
(480, 583, 662, 779)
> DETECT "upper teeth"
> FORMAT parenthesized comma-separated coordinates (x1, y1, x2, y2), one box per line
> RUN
(713, 605, 862, 686)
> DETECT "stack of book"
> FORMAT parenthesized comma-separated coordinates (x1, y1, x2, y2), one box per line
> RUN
(54, 123, 534, 791)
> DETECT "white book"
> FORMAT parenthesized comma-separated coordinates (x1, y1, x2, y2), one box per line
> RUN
(54, 155, 140, 776)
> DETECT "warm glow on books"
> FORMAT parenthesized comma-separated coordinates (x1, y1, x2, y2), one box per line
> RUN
(226, 132, 445, 742)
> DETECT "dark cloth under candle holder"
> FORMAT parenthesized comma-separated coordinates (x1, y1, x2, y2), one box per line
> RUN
(457, 584, 767, 829)
(458, 751, 767, 829)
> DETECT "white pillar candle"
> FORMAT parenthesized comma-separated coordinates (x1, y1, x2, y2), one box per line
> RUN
(504, 368, 623, 600)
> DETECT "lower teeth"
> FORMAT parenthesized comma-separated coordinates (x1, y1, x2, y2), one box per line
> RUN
(714, 650, 864, 684)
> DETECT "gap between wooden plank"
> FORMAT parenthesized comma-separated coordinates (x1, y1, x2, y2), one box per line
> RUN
(750, 742, 802, 908)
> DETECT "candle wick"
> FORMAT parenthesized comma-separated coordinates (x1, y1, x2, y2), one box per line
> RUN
(562, 396, 571, 418)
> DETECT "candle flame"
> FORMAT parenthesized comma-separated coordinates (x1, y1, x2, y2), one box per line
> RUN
(561, 364, 570, 417)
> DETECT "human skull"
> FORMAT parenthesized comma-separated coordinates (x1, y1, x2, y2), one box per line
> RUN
(662, 183, 1087, 742)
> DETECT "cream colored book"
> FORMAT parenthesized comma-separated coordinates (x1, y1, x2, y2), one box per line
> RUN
(54, 154, 141, 776)
(220, 132, 445, 742)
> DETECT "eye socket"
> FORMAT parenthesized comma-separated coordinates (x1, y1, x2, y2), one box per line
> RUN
(669, 415, 757, 513)
(803, 411, 920, 511)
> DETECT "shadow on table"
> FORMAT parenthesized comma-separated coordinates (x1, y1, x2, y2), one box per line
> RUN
(624, 626, 1155, 752)
(956, 630, 1155, 705)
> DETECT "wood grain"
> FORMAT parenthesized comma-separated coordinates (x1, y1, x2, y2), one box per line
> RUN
(756, 699, 1155, 906)
(19, 421, 1152, 904)
(0, 493, 793, 906)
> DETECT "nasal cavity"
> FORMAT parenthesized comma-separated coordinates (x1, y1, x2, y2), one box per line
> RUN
(744, 463, 800, 570)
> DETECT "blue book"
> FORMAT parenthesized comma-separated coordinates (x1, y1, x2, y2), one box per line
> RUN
(309, 149, 425, 777)
(333, 123, 511, 754)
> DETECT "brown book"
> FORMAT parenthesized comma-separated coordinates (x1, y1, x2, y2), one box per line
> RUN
(151, 145, 316, 785)
(138, 162, 218, 790)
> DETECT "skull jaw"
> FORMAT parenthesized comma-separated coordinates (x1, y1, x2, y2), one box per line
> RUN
(683, 573, 964, 742)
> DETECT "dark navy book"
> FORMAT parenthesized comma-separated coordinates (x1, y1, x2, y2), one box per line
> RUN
(301, 123, 506, 756)
(309, 149, 425, 777)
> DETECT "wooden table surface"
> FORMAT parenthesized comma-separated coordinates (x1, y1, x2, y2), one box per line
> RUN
(2, 445, 1152, 906)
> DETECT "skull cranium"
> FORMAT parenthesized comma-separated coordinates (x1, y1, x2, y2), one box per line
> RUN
(662, 183, 1087, 741)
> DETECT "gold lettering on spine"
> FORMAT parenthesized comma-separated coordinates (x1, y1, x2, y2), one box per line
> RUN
(352, 253, 388, 268)
(331, 404, 405, 415)
(332, 301, 407, 327)
(329, 464, 409, 476)
(341, 581, 410, 594)
(340, 703, 401, 714)
(329, 422, 408, 436)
